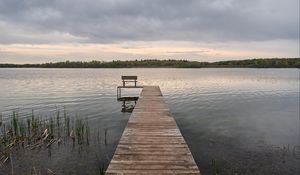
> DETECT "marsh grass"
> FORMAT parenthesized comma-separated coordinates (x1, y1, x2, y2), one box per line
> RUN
(98, 163, 105, 175)
(210, 158, 220, 175)
(0, 109, 92, 166)
(75, 117, 85, 144)
(0, 113, 2, 127)
(0, 108, 113, 175)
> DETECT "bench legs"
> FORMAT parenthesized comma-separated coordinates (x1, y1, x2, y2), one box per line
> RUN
(122, 80, 137, 87)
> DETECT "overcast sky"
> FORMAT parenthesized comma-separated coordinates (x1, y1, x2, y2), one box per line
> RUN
(0, 0, 299, 63)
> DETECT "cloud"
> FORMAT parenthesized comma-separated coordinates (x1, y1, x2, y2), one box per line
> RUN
(0, 0, 298, 44)
(0, 39, 298, 64)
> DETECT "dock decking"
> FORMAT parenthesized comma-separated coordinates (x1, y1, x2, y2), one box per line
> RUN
(107, 86, 201, 174)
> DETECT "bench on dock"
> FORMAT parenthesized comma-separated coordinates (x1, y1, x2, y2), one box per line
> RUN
(117, 76, 143, 100)
(122, 76, 137, 87)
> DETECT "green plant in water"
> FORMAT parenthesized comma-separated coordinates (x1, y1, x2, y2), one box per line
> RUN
(0, 113, 3, 138)
(64, 107, 70, 135)
(30, 110, 34, 123)
(31, 118, 38, 137)
(30, 110, 38, 136)
(12, 112, 18, 137)
(0, 123, 7, 147)
(27, 117, 31, 136)
(98, 163, 105, 175)
(0, 113, 2, 128)
(0, 108, 93, 164)
(85, 119, 89, 145)
(56, 109, 60, 127)
(75, 117, 85, 144)
(211, 159, 220, 175)
(19, 120, 25, 137)
(49, 117, 54, 137)
(56, 109, 61, 138)
(104, 128, 107, 145)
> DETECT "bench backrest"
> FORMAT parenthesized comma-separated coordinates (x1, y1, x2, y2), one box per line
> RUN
(122, 76, 137, 80)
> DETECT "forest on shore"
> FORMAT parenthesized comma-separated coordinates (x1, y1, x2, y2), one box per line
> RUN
(0, 58, 299, 68)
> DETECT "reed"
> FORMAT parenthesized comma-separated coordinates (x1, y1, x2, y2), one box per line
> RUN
(75, 117, 85, 144)
(0, 109, 92, 165)
(104, 128, 107, 145)
(0, 113, 2, 127)
(98, 163, 105, 175)
(85, 118, 89, 145)
(27, 117, 31, 136)
(19, 120, 25, 138)
(210, 158, 220, 175)
(31, 112, 38, 137)
(12, 112, 18, 137)
(50, 117, 54, 137)
(64, 107, 70, 135)
(56, 110, 60, 128)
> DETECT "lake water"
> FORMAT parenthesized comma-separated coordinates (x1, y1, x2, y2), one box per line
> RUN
(0, 68, 299, 174)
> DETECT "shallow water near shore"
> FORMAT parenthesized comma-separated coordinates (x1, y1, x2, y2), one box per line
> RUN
(0, 68, 299, 174)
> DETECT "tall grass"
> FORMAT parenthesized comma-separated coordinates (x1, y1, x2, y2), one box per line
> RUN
(0, 109, 112, 175)
(0, 109, 92, 165)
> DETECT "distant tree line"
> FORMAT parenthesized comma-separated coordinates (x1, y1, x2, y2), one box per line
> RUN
(0, 58, 299, 68)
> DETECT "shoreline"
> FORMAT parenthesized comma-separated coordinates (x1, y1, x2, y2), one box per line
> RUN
(0, 58, 299, 68)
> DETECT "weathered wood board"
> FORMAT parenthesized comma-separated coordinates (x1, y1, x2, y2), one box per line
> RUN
(107, 86, 201, 175)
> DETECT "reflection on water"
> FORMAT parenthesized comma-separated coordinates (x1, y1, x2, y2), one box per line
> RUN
(0, 68, 299, 174)
(118, 97, 138, 113)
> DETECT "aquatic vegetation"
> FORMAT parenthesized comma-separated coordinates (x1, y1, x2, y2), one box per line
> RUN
(0, 113, 2, 127)
(104, 128, 107, 145)
(0, 107, 114, 174)
(98, 163, 105, 175)
(64, 107, 70, 136)
(75, 117, 85, 144)
(210, 159, 220, 175)
(12, 112, 18, 137)
(85, 119, 90, 145)
(0, 109, 93, 166)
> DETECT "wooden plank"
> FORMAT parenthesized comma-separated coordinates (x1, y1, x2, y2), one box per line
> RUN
(107, 86, 201, 175)
(122, 76, 138, 80)
(117, 86, 143, 88)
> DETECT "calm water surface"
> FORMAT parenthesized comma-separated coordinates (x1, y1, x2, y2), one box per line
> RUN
(0, 68, 299, 175)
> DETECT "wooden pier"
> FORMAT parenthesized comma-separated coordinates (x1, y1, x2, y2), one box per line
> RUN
(107, 86, 201, 174)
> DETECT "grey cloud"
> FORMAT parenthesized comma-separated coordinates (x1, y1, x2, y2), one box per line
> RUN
(0, 0, 298, 44)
